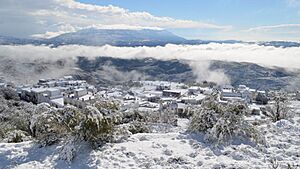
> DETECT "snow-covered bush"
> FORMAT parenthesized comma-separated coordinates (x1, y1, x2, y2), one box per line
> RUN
(117, 111, 147, 124)
(94, 100, 120, 115)
(188, 95, 221, 133)
(189, 95, 264, 144)
(128, 122, 150, 134)
(80, 106, 114, 147)
(3, 130, 31, 143)
(146, 110, 178, 126)
(261, 93, 293, 122)
(189, 108, 217, 133)
(59, 137, 77, 164)
(33, 105, 115, 148)
(0, 87, 20, 101)
(0, 98, 52, 143)
(34, 112, 65, 146)
(176, 107, 194, 118)
(255, 93, 268, 105)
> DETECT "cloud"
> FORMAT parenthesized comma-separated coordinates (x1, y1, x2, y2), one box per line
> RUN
(189, 61, 231, 85)
(99, 65, 148, 82)
(286, 0, 300, 6)
(246, 24, 300, 32)
(0, 0, 229, 38)
(230, 24, 300, 41)
(1, 43, 300, 84)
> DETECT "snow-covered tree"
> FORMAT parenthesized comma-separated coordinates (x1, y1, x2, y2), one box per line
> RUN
(0, 87, 20, 101)
(261, 93, 293, 122)
(189, 94, 264, 144)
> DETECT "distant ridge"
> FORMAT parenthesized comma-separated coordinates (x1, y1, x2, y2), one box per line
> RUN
(0, 29, 299, 47)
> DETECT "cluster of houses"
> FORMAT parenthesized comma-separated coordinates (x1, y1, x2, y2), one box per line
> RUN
(100, 81, 212, 114)
(100, 81, 271, 115)
(5, 75, 300, 116)
(219, 84, 267, 104)
(17, 76, 97, 108)
(12, 77, 272, 114)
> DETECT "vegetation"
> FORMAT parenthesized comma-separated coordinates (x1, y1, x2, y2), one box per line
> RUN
(261, 93, 293, 122)
(0, 87, 180, 163)
(189, 94, 265, 144)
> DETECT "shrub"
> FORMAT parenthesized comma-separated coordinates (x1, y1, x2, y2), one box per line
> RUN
(255, 93, 268, 105)
(261, 93, 293, 122)
(4, 130, 31, 143)
(34, 113, 65, 146)
(128, 122, 150, 134)
(0, 87, 20, 101)
(33, 106, 116, 148)
(146, 110, 178, 126)
(59, 138, 77, 164)
(189, 95, 264, 144)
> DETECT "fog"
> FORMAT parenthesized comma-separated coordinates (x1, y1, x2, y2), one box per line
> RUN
(0, 43, 299, 84)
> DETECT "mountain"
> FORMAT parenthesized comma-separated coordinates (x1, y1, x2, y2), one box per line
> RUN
(0, 29, 299, 48)
(0, 35, 43, 45)
(209, 61, 297, 90)
(74, 57, 297, 90)
(0, 52, 297, 89)
(47, 28, 187, 47)
(257, 41, 300, 48)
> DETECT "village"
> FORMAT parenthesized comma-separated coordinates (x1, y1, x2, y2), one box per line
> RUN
(1, 76, 300, 168)
(2, 75, 299, 115)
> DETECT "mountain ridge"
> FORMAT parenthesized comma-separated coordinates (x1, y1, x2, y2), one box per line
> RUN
(1, 29, 298, 47)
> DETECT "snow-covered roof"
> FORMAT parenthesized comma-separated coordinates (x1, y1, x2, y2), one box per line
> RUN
(222, 85, 234, 89)
(222, 89, 233, 93)
(257, 90, 266, 94)
(182, 94, 206, 101)
(74, 88, 85, 92)
(79, 94, 95, 101)
(51, 98, 64, 106)
(188, 86, 199, 90)
(163, 89, 185, 94)
(177, 103, 187, 109)
(46, 88, 60, 92)
(31, 88, 48, 93)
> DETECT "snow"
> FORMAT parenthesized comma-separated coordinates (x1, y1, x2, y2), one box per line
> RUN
(1, 102, 300, 168)
(50, 98, 64, 106)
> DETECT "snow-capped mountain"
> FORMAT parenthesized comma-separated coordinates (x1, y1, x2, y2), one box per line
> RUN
(0, 29, 299, 47)
(47, 28, 187, 46)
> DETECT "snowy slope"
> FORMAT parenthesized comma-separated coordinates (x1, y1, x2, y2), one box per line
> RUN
(1, 106, 300, 169)
(48, 28, 186, 47)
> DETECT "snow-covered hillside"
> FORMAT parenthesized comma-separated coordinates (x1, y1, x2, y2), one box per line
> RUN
(1, 102, 300, 169)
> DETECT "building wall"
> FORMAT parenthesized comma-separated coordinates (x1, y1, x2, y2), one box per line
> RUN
(296, 92, 300, 101)
(162, 91, 181, 97)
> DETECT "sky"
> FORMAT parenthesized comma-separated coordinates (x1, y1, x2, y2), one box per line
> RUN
(1, 0, 300, 41)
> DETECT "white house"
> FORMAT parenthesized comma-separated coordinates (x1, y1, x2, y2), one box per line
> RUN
(156, 83, 171, 91)
(296, 91, 300, 101)
(20, 87, 64, 107)
(74, 88, 88, 98)
(188, 86, 199, 95)
(162, 90, 182, 98)
(0, 83, 6, 88)
(220, 84, 253, 104)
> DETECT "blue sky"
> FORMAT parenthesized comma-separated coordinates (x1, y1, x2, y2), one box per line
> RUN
(1, 0, 300, 41)
(76, 0, 300, 40)
(78, 0, 296, 26)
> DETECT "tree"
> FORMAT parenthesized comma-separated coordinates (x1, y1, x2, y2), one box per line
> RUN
(261, 93, 292, 122)
(189, 94, 264, 144)
(255, 93, 268, 105)
(0, 87, 20, 101)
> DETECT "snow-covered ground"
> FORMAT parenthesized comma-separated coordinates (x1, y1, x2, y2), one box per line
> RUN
(1, 102, 300, 169)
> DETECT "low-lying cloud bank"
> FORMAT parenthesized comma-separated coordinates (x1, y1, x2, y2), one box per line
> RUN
(0, 43, 299, 85)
